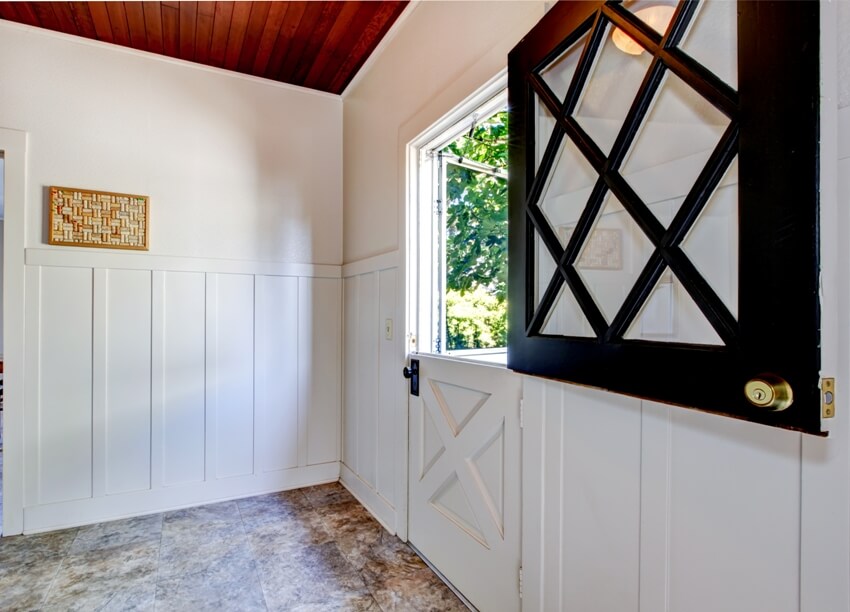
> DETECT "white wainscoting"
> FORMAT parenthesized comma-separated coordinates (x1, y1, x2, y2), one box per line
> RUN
(21, 248, 341, 533)
(340, 251, 406, 535)
(521, 378, 822, 612)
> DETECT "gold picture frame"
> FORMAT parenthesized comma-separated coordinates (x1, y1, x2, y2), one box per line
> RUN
(48, 186, 149, 251)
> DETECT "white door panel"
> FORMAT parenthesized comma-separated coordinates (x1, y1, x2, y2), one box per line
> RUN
(409, 355, 522, 611)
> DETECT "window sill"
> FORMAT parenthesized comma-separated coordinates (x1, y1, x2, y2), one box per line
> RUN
(420, 349, 508, 367)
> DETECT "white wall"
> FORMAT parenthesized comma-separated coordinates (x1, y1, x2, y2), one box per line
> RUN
(342, 0, 546, 263)
(0, 22, 343, 533)
(339, 0, 546, 535)
(0, 22, 342, 264)
(342, 1, 850, 611)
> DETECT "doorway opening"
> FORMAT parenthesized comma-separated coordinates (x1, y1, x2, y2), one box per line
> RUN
(411, 90, 508, 363)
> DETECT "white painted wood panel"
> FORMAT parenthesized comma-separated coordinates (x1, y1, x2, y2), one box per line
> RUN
(523, 378, 641, 612)
(355, 272, 378, 486)
(38, 266, 94, 504)
(523, 377, 811, 612)
(104, 269, 152, 495)
(255, 275, 299, 473)
(161, 271, 206, 487)
(343, 277, 359, 471)
(409, 355, 522, 612)
(666, 409, 801, 612)
(301, 276, 341, 466)
(209, 273, 255, 479)
(376, 268, 398, 505)
(340, 260, 404, 534)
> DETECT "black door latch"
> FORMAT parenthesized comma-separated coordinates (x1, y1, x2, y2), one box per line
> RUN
(402, 359, 419, 396)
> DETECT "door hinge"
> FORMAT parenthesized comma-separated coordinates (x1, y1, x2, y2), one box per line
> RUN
(822, 378, 836, 419)
(519, 399, 524, 429)
(519, 566, 523, 599)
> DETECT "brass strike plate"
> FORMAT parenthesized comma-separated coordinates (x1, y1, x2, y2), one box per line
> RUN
(822, 378, 836, 419)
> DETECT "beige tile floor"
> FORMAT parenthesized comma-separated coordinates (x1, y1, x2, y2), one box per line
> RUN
(0, 482, 467, 611)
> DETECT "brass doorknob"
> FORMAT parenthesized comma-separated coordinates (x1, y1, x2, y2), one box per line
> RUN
(744, 375, 793, 411)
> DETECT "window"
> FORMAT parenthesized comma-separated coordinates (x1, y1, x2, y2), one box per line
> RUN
(411, 90, 508, 363)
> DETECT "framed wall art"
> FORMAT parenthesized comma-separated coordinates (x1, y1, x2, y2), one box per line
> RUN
(48, 186, 149, 250)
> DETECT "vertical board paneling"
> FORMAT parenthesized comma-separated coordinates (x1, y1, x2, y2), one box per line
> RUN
(255, 274, 299, 472)
(521, 378, 546, 612)
(301, 276, 341, 466)
(638, 401, 672, 612)
(211, 273, 255, 479)
(355, 272, 378, 485)
(38, 266, 93, 504)
(666, 410, 801, 612)
(525, 379, 642, 612)
(162, 271, 206, 486)
(376, 268, 397, 504)
(343, 276, 359, 471)
(105, 269, 152, 495)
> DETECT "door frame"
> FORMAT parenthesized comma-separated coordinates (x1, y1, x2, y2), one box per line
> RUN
(1, 127, 27, 536)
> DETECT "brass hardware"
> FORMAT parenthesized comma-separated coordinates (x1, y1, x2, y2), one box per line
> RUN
(744, 375, 793, 411)
(822, 378, 836, 419)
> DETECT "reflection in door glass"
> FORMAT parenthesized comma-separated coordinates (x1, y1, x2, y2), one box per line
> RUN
(624, 267, 723, 345)
(574, 21, 652, 154)
(540, 31, 589, 104)
(574, 192, 654, 325)
(535, 238, 594, 338)
(536, 126, 598, 248)
(680, 0, 738, 88)
(621, 70, 730, 224)
(682, 157, 739, 319)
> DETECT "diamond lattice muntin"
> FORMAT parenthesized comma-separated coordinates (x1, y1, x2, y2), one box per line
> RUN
(527, 3, 738, 346)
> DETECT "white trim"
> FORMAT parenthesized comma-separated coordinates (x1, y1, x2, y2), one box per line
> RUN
(799, 3, 850, 608)
(340, 0, 422, 99)
(340, 463, 397, 535)
(342, 250, 400, 278)
(1, 128, 27, 536)
(0, 20, 342, 102)
(22, 462, 340, 534)
(25, 248, 341, 279)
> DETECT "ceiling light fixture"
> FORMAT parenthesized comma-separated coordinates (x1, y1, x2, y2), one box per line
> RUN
(612, 4, 676, 55)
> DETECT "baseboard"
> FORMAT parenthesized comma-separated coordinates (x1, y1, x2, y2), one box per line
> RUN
(21, 462, 340, 534)
(340, 463, 398, 535)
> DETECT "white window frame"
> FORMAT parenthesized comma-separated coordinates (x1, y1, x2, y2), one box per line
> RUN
(406, 75, 508, 362)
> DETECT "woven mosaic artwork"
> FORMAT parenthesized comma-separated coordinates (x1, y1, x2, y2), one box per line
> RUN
(49, 186, 149, 250)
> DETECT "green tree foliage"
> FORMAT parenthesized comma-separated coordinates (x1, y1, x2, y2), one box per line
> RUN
(446, 287, 507, 350)
(442, 111, 508, 350)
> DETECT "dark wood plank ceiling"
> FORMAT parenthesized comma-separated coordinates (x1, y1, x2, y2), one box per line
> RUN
(0, 1, 408, 94)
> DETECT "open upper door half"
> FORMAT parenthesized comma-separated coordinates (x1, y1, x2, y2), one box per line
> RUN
(508, 1, 822, 433)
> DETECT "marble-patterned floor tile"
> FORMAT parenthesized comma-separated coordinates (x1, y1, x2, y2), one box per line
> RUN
(42, 540, 159, 612)
(158, 533, 257, 581)
(256, 540, 373, 611)
(363, 530, 429, 577)
(0, 527, 79, 565)
(155, 558, 266, 611)
(162, 500, 242, 528)
(300, 482, 355, 508)
(285, 594, 379, 612)
(315, 500, 384, 571)
(237, 492, 320, 533)
(0, 555, 64, 611)
(70, 513, 163, 555)
(246, 515, 333, 559)
(362, 563, 467, 612)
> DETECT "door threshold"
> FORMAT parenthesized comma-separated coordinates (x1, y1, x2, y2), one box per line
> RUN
(408, 542, 478, 611)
